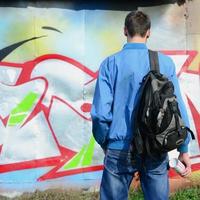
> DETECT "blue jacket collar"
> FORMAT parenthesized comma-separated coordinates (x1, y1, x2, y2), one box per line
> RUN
(123, 42, 147, 50)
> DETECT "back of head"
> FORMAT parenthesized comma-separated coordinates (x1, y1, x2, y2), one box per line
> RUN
(125, 11, 151, 38)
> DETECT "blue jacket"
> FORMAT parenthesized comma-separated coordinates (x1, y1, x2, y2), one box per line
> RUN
(91, 42, 190, 153)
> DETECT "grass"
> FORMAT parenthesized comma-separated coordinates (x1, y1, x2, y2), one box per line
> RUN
(170, 186, 200, 200)
(129, 186, 200, 200)
(129, 188, 144, 200)
(0, 186, 199, 200)
(2, 189, 99, 200)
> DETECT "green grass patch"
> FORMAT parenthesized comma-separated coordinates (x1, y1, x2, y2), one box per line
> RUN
(0, 189, 99, 200)
(129, 186, 200, 200)
(0, 186, 199, 200)
(170, 186, 200, 200)
(129, 188, 144, 200)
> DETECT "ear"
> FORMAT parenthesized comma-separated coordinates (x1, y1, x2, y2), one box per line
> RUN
(124, 27, 128, 36)
(146, 29, 150, 39)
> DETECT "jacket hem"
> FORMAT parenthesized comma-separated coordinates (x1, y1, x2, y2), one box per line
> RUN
(107, 140, 131, 150)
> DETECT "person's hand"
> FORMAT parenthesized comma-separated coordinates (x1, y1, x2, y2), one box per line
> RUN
(178, 152, 192, 177)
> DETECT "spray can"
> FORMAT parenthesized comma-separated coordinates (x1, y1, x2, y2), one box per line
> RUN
(169, 158, 186, 174)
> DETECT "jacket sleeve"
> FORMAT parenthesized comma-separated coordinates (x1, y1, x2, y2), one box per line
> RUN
(169, 59, 191, 153)
(90, 58, 114, 149)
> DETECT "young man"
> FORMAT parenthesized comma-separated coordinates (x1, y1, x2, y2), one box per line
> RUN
(91, 11, 192, 200)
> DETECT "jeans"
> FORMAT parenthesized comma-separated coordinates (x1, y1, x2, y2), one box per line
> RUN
(100, 149, 169, 200)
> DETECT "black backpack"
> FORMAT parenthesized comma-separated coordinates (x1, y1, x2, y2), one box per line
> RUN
(133, 50, 195, 156)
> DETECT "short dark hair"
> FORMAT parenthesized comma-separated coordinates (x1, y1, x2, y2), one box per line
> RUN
(125, 11, 151, 37)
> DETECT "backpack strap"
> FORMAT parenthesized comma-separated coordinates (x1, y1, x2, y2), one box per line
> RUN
(185, 127, 195, 140)
(148, 50, 160, 72)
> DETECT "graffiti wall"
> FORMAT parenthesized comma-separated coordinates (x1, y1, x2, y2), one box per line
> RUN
(0, 0, 199, 196)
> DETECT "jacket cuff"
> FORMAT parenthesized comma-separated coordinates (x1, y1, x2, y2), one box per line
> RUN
(177, 145, 188, 153)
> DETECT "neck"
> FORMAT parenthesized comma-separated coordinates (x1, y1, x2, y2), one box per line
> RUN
(127, 35, 147, 43)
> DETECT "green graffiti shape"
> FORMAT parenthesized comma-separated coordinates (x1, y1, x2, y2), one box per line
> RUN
(82, 136, 95, 166)
(63, 135, 96, 170)
(64, 145, 87, 170)
(8, 92, 39, 126)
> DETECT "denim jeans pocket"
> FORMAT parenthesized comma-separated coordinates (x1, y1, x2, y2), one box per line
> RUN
(104, 149, 136, 176)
